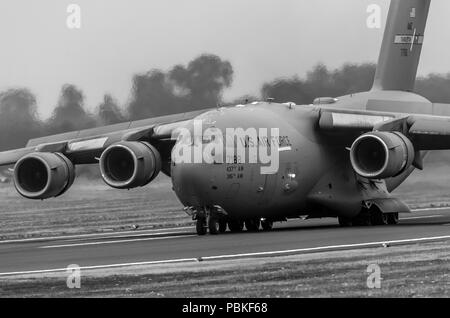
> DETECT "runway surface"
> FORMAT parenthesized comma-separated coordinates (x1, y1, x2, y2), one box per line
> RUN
(1, 207, 450, 275)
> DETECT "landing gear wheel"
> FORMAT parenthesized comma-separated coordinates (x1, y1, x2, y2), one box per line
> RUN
(207, 216, 220, 235)
(353, 211, 372, 226)
(387, 212, 399, 225)
(371, 210, 388, 226)
(228, 219, 244, 233)
(245, 218, 261, 232)
(218, 220, 228, 233)
(196, 218, 207, 235)
(338, 216, 353, 227)
(261, 219, 273, 231)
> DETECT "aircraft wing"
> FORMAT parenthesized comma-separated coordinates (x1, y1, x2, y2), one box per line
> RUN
(404, 116, 450, 150)
(0, 109, 207, 167)
(318, 107, 450, 151)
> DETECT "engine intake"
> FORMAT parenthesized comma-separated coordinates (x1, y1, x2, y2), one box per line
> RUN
(99, 141, 161, 189)
(350, 132, 414, 179)
(13, 152, 75, 200)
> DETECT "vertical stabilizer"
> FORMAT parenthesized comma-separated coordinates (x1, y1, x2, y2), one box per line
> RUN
(372, 0, 431, 91)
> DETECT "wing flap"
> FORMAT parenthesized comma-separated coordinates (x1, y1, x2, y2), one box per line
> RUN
(319, 110, 396, 131)
(318, 107, 450, 151)
(407, 117, 450, 150)
(408, 117, 450, 135)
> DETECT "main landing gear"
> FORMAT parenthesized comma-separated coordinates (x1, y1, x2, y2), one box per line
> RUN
(191, 208, 274, 236)
(338, 207, 399, 227)
(203, 216, 228, 235)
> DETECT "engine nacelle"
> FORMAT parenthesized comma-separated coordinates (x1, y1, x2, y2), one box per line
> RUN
(13, 152, 75, 200)
(99, 141, 161, 189)
(350, 132, 415, 179)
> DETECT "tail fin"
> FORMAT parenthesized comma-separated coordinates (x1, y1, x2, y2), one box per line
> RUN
(372, 0, 431, 91)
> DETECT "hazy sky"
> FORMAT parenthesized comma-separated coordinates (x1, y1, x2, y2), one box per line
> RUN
(1, 0, 450, 118)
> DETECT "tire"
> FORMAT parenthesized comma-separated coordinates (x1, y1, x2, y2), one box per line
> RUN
(196, 218, 207, 235)
(371, 209, 388, 226)
(380, 213, 388, 225)
(245, 218, 261, 232)
(208, 216, 220, 235)
(353, 211, 372, 226)
(228, 219, 244, 233)
(387, 212, 399, 225)
(261, 219, 273, 231)
(219, 220, 228, 233)
(338, 216, 353, 227)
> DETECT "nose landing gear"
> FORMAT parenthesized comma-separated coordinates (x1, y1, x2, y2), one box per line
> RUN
(197, 215, 230, 235)
(185, 206, 274, 235)
(196, 217, 207, 236)
(207, 215, 228, 235)
(188, 206, 229, 235)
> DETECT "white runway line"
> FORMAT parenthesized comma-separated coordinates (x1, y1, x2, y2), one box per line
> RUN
(2, 234, 450, 277)
(201, 235, 450, 261)
(64, 229, 193, 242)
(39, 215, 442, 249)
(412, 207, 450, 212)
(0, 226, 193, 244)
(0, 207, 447, 245)
(401, 215, 443, 220)
(38, 234, 196, 249)
(0, 258, 199, 276)
(33, 214, 449, 248)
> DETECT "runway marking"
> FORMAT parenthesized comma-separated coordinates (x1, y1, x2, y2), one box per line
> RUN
(37, 214, 445, 249)
(401, 215, 443, 220)
(1, 234, 450, 277)
(34, 214, 447, 248)
(0, 207, 447, 245)
(63, 229, 193, 243)
(412, 207, 450, 212)
(38, 234, 196, 249)
(0, 258, 199, 276)
(0, 226, 193, 244)
(201, 235, 450, 261)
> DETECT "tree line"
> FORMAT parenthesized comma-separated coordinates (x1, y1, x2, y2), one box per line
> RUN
(2, 53, 450, 154)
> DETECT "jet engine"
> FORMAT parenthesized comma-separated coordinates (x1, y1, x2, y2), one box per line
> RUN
(13, 152, 75, 200)
(99, 141, 161, 189)
(350, 131, 414, 179)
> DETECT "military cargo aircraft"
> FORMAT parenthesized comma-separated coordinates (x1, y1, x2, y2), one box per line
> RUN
(0, 0, 446, 235)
